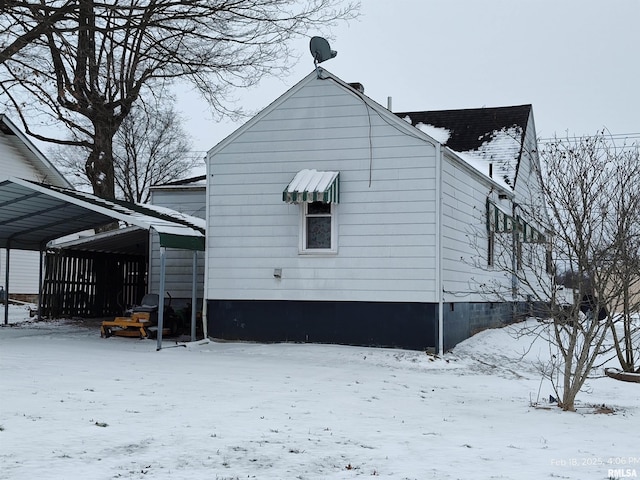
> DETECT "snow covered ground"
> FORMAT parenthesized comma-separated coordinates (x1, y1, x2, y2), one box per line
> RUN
(1, 304, 638, 480)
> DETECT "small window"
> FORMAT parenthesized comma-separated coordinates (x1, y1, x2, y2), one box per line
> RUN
(516, 233, 523, 270)
(487, 204, 495, 267)
(302, 201, 336, 253)
(488, 230, 495, 267)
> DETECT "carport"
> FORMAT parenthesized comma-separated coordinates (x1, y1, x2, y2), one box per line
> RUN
(0, 176, 205, 350)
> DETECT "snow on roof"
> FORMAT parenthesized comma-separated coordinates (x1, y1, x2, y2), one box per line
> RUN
(283, 169, 340, 204)
(136, 203, 206, 231)
(285, 169, 339, 195)
(415, 123, 451, 144)
(151, 175, 207, 189)
(454, 126, 523, 190)
(395, 105, 531, 190)
(51, 185, 205, 234)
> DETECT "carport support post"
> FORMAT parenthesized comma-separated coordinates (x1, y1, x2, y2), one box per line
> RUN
(37, 248, 44, 321)
(156, 246, 167, 351)
(3, 244, 8, 325)
(191, 251, 197, 341)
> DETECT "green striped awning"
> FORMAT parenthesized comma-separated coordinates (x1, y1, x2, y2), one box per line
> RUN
(283, 169, 340, 204)
(486, 199, 546, 243)
(516, 216, 546, 243)
(486, 199, 514, 233)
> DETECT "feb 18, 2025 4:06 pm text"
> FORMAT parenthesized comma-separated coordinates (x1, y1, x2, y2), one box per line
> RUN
(551, 456, 639, 478)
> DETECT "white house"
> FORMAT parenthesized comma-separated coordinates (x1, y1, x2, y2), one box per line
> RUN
(148, 175, 206, 309)
(0, 114, 71, 302)
(204, 68, 548, 351)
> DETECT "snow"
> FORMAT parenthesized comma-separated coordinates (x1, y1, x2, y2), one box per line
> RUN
(136, 203, 206, 231)
(285, 169, 339, 195)
(415, 123, 451, 145)
(1, 305, 639, 480)
(454, 127, 523, 190)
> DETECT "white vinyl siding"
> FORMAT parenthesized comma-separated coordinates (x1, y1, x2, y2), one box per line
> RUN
(207, 76, 438, 303)
(148, 187, 206, 300)
(0, 135, 45, 181)
(0, 250, 40, 294)
(512, 113, 552, 301)
(440, 153, 513, 302)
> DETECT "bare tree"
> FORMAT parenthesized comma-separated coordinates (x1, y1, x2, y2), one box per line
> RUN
(51, 100, 199, 203)
(603, 142, 640, 373)
(113, 102, 198, 203)
(476, 133, 640, 411)
(0, 0, 358, 199)
(0, 1, 76, 64)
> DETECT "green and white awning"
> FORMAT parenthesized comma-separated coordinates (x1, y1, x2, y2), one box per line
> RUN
(283, 169, 340, 204)
(486, 199, 546, 243)
(486, 199, 514, 233)
(517, 217, 546, 243)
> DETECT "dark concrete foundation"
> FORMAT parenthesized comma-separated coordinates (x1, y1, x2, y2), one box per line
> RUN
(208, 299, 526, 352)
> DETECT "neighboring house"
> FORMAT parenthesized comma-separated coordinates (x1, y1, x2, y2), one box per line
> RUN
(204, 68, 549, 351)
(148, 175, 206, 309)
(0, 115, 72, 302)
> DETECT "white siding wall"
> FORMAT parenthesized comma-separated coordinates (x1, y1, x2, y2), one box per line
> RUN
(513, 112, 552, 301)
(148, 188, 206, 300)
(207, 77, 438, 303)
(1, 133, 47, 296)
(0, 249, 40, 294)
(440, 155, 511, 302)
(0, 135, 44, 180)
(439, 110, 551, 303)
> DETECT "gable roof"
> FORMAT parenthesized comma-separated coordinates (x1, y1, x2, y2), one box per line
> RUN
(0, 114, 71, 188)
(206, 68, 435, 159)
(207, 68, 523, 195)
(395, 105, 531, 189)
(151, 175, 207, 191)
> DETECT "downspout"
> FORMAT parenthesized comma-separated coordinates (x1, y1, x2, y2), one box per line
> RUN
(191, 250, 197, 340)
(435, 143, 444, 354)
(202, 156, 210, 339)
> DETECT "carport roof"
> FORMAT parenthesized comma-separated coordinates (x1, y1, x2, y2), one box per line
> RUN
(50, 225, 149, 256)
(0, 177, 205, 251)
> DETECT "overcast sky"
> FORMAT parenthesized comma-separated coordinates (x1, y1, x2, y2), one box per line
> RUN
(179, 0, 640, 155)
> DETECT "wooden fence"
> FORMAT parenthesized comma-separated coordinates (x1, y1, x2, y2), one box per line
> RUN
(42, 250, 147, 318)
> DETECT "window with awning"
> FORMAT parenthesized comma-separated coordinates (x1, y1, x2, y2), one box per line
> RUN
(283, 169, 339, 204)
(486, 199, 514, 233)
(486, 200, 545, 242)
(283, 169, 339, 253)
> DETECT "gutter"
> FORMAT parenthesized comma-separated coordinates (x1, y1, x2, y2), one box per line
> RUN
(202, 159, 210, 339)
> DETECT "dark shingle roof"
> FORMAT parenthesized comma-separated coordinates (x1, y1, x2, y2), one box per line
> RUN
(395, 105, 532, 188)
(395, 105, 531, 152)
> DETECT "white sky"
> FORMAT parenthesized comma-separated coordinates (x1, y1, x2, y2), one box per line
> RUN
(178, 0, 640, 155)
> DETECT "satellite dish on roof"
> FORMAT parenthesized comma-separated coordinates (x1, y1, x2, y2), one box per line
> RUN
(310, 36, 337, 65)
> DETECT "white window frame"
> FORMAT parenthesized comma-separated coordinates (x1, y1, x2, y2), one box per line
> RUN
(299, 201, 338, 255)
